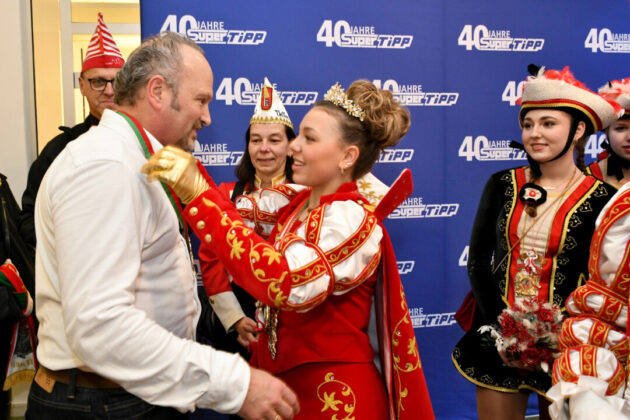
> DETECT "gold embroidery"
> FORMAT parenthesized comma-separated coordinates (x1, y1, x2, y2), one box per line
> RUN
(262, 247, 282, 265)
(317, 372, 356, 420)
(357, 178, 385, 207)
(202, 197, 287, 307)
(392, 284, 421, 416)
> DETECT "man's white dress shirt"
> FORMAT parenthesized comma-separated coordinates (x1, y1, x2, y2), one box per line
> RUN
(34, 109, 249, 413)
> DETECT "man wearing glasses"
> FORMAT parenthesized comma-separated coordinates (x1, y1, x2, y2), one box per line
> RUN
(18, 13, 124, 247)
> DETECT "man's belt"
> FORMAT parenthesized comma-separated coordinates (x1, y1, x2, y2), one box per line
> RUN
(36, 365, 120, 389)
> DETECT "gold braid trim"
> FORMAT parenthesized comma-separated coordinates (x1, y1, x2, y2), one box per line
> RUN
(392, 282, 421, 417)
(202, 197, 289, 307)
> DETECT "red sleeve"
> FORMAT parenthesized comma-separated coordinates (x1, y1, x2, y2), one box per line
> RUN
(198, 247, 232, 297)
(195, 159, 218, 189)
(198, 182, 237, 297)
(184, 188, 332, 310)
(217, 182, 235, 201)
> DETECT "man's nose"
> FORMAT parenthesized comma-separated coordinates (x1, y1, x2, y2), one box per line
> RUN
(200, 105, 211, 127)
(103, 81, 115, 95)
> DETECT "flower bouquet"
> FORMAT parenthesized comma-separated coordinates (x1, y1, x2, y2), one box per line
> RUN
(479, 297, 564, 373)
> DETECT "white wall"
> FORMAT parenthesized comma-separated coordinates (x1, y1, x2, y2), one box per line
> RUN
(0, 0, 36, 201)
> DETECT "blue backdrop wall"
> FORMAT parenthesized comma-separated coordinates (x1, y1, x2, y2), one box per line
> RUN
(140, 1, 630, 418)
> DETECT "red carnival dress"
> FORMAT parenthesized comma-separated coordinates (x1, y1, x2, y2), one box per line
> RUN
(548, 181, 630, 419)
(185, 180, 434, 420)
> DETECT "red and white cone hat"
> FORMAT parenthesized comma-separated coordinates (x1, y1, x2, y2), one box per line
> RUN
(250, 77, 293, 129)
(599, 78, 630, 119)
(81, 12, 125, 73)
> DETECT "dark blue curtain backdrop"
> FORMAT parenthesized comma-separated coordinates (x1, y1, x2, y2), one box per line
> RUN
(141, 2, 630, 418)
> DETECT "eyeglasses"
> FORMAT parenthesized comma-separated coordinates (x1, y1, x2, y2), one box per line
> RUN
(86, 78, 115, 92)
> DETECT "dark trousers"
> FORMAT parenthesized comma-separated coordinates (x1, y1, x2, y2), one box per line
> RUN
(26, 378, 188, 420)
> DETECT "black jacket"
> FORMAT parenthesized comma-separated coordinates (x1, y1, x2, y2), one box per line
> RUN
(468, 167, 617, 324)
(18, 114, 99, 247)
(0, 173, 35, 385)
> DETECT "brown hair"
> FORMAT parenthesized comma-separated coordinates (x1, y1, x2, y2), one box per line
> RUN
(574, 135, 587, 172)
(314, 79, 411, 178)
(236, 125, 296, 193)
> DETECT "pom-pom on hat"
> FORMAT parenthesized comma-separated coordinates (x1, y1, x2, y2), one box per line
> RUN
(81, 12, 125, 73)
(518, 65, 623, 135)
(599, 78, 630, 119)
(249, 77, 293, 129)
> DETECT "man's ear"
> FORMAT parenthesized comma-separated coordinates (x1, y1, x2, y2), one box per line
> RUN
(146, 74, 168, 110)
(78, 77, 88, 97)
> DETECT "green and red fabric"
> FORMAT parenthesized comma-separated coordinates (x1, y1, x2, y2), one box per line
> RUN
(0, 260, 32, 316)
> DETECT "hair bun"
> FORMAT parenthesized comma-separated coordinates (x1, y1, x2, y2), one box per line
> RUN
(346, 80, 411, 149)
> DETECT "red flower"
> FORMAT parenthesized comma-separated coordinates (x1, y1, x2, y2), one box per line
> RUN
(516, 325, 532, 343)
(520, 348, 540, 366)
(500, 313, 518, 337)
(536, 307, 554, 322)
(506, 344, 520, 358)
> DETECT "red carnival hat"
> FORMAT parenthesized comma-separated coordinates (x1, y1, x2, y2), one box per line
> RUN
(518, 66, 623, 135)
(81, 12, 125, 73)
(599, 78, 630, 119)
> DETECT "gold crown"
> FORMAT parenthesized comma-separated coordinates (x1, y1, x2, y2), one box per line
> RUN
(323, 82, 365, 121)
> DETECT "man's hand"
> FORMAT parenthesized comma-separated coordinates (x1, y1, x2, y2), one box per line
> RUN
(233, 317, 258, 348)
(237, 368, 299, 420)
(140, 145, 210, 204)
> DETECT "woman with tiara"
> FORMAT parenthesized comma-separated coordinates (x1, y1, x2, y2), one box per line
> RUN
(143, 80, 434, 419)
(452, 65, 622, 420)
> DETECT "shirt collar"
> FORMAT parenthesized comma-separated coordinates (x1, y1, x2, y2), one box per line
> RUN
(254, 173, 286, 189)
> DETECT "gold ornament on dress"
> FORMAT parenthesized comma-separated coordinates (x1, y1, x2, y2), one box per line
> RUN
(324, 82, 365, 121)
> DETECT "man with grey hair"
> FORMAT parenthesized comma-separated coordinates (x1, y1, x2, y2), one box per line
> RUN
(26, 31, 299, 420)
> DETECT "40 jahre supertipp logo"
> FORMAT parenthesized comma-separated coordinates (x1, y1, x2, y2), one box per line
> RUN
(584, 28, 630, 53)
(161, 15, 266, 45)
(373, 79, 459, 107)
(193, 141, 243, 166)
(458, 24, 544, 52)
(317, 20, 412, 49)
(215, 78, 317, 106)
(389, 197, 459, 219)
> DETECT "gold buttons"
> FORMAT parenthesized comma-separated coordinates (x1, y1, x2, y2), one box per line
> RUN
(204, 234, 212, 243)
(196, 221, 205, 230)
(209, 297, 215, 304)
(189, 207, 198, 216)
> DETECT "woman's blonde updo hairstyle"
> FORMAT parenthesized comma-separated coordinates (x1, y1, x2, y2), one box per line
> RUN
(315, 79, 411, 178)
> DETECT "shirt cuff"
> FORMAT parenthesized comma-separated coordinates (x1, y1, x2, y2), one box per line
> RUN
(211, 291, 247, 332)
(200, 350, 250, 413)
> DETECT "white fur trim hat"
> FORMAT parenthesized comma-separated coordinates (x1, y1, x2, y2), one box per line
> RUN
(518, 66, 623, 135)
(599, 78, 630, 118)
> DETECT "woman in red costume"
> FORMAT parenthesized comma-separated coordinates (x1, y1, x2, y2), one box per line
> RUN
(201, 77, 295, 357)
(143, 80, 434, 419)
(451, 65, 622, 420)
(547, 78, 630, 420)
(586, 79, 630, 189)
